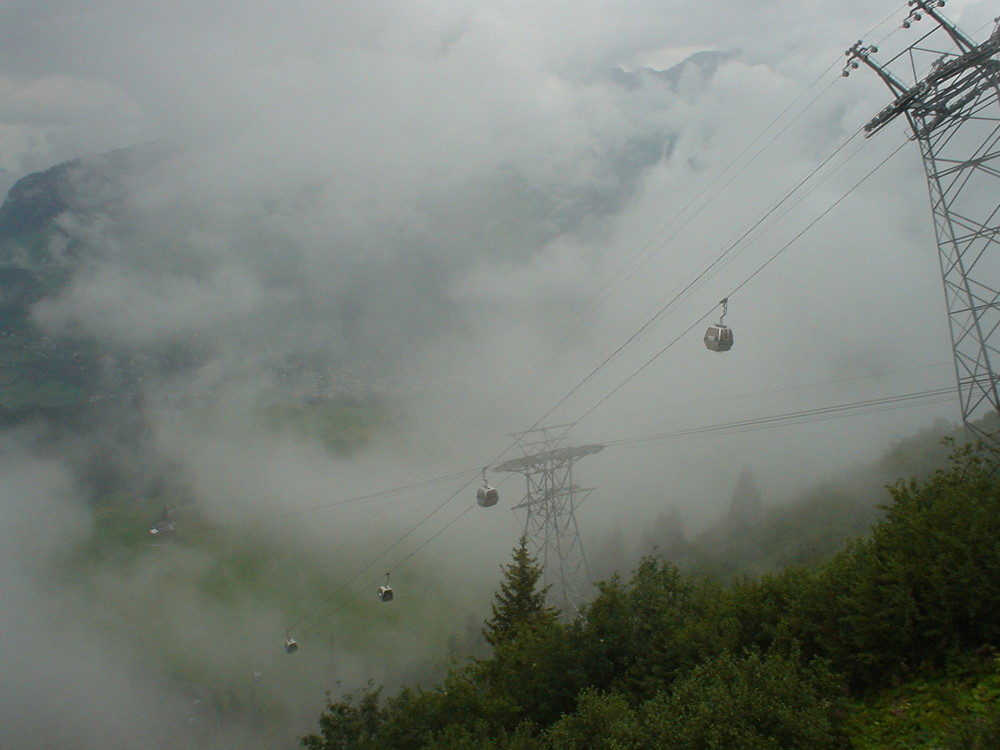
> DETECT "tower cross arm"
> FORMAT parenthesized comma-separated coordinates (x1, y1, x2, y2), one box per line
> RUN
(906, 0, 977, 54)
(847, 21, 1000, 138)
(843, 40, 909, 96)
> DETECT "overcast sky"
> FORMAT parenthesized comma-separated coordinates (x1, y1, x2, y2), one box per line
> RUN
(2, 1, 998, 746)
(0, 1, 988, 173)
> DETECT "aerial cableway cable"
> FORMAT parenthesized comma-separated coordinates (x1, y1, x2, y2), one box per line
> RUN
(585, 76, 843, 321)
(518, 14, 918, 433)
(272, 124, 908, 650)
(281, 134, 906, 646)
(423, 11, 908, 477)
(573, 135, 911, 429)
(525, 9, 914, 430)
(282, 484, 467, 639)
(279, 378, 955, 645)
(636, 360, 951, 414)
(283, 461, 522, 639)
(529, 123, 873, 431)
(295, 494, 493, 638)
(199, 365, 952, 554)
(286, 478, 479, 638)
(566, 1, 910, 345)
(181, 469, 472, 538)
(603, 386, 958, 449)
(218, 372, 946, 577)
(273, 12, 923, 649)
(188, 368, 943, 543)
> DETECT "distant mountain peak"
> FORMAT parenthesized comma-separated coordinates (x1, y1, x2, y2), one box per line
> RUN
(0, 140, 170, 244)
(608, 49, 733, 91)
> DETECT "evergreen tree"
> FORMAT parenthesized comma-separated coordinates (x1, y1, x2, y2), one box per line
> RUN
(483, 537, 558, 647)
(642, 501, 686, 558)
(726, 466, 763, 532)
(590, 521, 627, 583)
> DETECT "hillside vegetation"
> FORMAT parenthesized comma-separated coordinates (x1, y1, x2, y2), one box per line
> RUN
(301, 439, 1000, 749)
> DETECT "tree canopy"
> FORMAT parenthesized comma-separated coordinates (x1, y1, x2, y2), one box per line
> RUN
(302, 441, 1000, 750)
(483, 537, 558, 647)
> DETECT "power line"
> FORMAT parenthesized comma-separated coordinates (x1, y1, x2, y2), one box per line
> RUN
(265, 122, 910, 645)
(604, 385, 957, 449)
(271, 11, 931, 646)
(296, 500, 480, 638)
(286, 476, 474, 635)
(620, 360, 952, 415)
(276, 134, 912, 644)
(573, 136, 911, 428)
(415, 15, 905, 477)
(178, 364, 949, 542)
(283, 380, 956, 639)
(182, 469, 472, 538)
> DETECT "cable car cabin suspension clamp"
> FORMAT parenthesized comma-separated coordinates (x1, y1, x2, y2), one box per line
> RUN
(704, 298, 734, 352)
(477, 466, 499, 507)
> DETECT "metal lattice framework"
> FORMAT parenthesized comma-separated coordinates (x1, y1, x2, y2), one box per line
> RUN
(844, 1, 1000, 442)
(493, 424, 603, 616)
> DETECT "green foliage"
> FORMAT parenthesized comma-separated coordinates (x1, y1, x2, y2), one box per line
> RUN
(845, 652, 1000, 749)
(301, 684, 385, 750)
(483, 537, 558, 648)
(420, 721, 544, 750)
(677, 420, 962, 581)
(300, 439, 1000, 749)
(779, 442, 1000, 688)
(479, 618, 583, 728)
(542, 649, 847, 750)
(877, 418, 962, 480)
(543, 689, 638, 749)
(877, 444, 1000, 652)
(372, 668, 534, 750)
(301, 542, 572, 749)
(577, 557, 722, 700)
(470, 542, 585, 729)
(715, 567, 811, 654)
(635, 648, 848, 750)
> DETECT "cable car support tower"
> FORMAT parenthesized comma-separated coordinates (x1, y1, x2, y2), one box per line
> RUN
(844, 2, 1000, 443)
(494, 425, 604, 617)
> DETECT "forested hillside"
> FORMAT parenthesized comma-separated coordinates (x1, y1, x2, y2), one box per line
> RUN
(302, 440, 1000, 749)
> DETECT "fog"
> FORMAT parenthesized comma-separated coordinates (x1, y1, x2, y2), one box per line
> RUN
(1, 0, 995, 746)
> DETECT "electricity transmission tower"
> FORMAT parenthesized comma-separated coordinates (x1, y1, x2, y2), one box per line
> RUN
(844, 1, 1000, 443)
(494, 424, 603, 617)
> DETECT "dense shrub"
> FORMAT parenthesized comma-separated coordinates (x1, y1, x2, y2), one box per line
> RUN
(302, 442, 1000, 749)
(635, 648, 847, 750)
(780, 443, 1000, 687)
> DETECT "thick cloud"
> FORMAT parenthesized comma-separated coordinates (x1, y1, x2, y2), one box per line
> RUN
(1, 1, 994, 746)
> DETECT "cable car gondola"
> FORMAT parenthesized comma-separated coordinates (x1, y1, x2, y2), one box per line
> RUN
(285, 633, 299, 654)
(476, 467, 499, 507)
(149, 506, 176, 537)
(378, 572, 394, 602)
(704, 298, 734, 352)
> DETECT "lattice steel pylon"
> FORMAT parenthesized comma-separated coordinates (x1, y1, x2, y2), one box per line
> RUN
(494, 424, 604, 617)
(844, 2, 1000, 443)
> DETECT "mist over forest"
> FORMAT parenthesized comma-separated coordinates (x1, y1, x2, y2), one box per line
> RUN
(2, 1, 998, 747)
